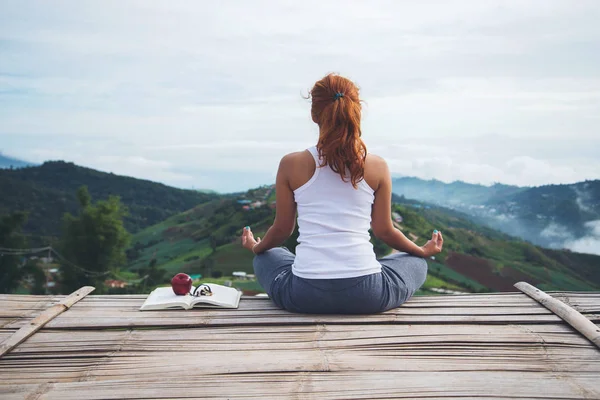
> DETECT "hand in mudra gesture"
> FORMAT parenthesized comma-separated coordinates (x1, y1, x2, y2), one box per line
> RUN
(241, 226, 261, 254)
(421, 230, 443, 258)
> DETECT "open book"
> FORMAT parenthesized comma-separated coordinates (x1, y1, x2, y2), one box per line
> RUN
(139, 283, 242, 311)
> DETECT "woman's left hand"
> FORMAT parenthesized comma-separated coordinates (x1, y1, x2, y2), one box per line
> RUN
(421, 230, 443, 258)
(241, 226, 261, 253)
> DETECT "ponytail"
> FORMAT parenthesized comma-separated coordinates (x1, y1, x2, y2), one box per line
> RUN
(309, 74, 366, 189)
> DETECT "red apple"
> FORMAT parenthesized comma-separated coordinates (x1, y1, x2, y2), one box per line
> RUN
(171, 273, 192, 295)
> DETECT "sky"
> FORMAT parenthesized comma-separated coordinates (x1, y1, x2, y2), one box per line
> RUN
(1, 0, 599, 193)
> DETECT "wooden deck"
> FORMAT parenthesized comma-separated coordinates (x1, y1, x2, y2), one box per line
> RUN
(1, 289, 599, 399)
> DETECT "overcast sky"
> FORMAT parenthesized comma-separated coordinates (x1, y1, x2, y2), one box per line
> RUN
(1, 1, 599, 192)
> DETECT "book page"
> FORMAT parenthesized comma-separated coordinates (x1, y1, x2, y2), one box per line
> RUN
(139, 287, 192, 310)
(190, 283, 241, 308)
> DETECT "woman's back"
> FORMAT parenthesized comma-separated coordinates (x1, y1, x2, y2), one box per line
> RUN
(241, 73, 442, 314)
(291, 146, 382, 279)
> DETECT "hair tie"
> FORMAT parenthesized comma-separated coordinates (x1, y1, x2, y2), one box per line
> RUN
(333, 92, 344, 101)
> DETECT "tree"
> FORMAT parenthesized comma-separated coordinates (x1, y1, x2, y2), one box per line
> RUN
(202, 256, 215, 279)
(209, 234, 218, 253)
(136, 257, 165, 293)
(0, 212, 28, 293)
(21, 260, 46, 295)
(60, 186, 130, 293)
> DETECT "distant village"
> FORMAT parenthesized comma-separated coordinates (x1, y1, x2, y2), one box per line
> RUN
(237, 185, 275, 211)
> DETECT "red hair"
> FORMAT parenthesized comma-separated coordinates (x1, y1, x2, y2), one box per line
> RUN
(309, 73, 366, 189)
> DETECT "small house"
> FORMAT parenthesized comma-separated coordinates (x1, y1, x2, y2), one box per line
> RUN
(391, 212, 403, 223)
(104, 279, 128, 289)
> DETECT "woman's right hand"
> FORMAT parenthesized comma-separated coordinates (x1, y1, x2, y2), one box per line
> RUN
(421, 230, 443, 258)
(241, 226, 261, 254)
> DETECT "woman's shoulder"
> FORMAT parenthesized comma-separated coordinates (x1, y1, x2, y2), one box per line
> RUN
(279, 149, 317, 191)
(280, 149, 313, 165)
(365, 153, 388, 169)
(364, 153, 389, 191)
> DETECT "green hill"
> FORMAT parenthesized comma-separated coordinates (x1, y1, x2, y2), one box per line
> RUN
(125, 185, 600, 294)
(126, 186, 274, 276)
(0, 161, 220, 239)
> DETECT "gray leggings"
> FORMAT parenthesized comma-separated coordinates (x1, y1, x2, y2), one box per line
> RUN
(253, 247, 428, 314)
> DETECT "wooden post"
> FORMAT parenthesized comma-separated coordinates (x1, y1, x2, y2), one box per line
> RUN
(0, 286, 95, 358)
(515, 281, 600, 349)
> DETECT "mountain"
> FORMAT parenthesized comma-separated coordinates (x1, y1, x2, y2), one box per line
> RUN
(0, 153, 36, 169)
(392, 177, 600, 255)
(391, 177, 527, 206)
(484, 180, 600, 247)
(0, 161, 220, 239)
(124, 185, 600, 294)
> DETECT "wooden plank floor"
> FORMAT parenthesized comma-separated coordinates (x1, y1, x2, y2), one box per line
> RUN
(1, 292, 599, 399)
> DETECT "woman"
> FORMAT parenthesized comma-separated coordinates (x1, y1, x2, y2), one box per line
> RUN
(241, 73, 443, 314)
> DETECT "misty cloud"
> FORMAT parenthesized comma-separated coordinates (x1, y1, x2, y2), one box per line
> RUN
(541, 223, 573, 241)
(542, 220, 600, 255)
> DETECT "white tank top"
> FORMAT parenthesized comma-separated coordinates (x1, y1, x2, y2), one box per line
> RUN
(292, 146, 382, 279)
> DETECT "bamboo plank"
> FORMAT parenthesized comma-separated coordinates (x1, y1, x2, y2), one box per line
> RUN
(0, 331, 15, 342)
(41, 307, 574, 329)
(2, 323, 598, 384)
(64, 292, 600, 311)
(4, 324, 593, 353)
(515, 282, 600, 349)
(0, 296, 59, 329)
(2, 322, 585, 345)
(2, 351, 596, 383)
(554, 295, 600, 314)
(0, 294, 62, 302)
(63, 304, 558, 316)
(0, 287, 95, 358)
(1, 371, 599, 399)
